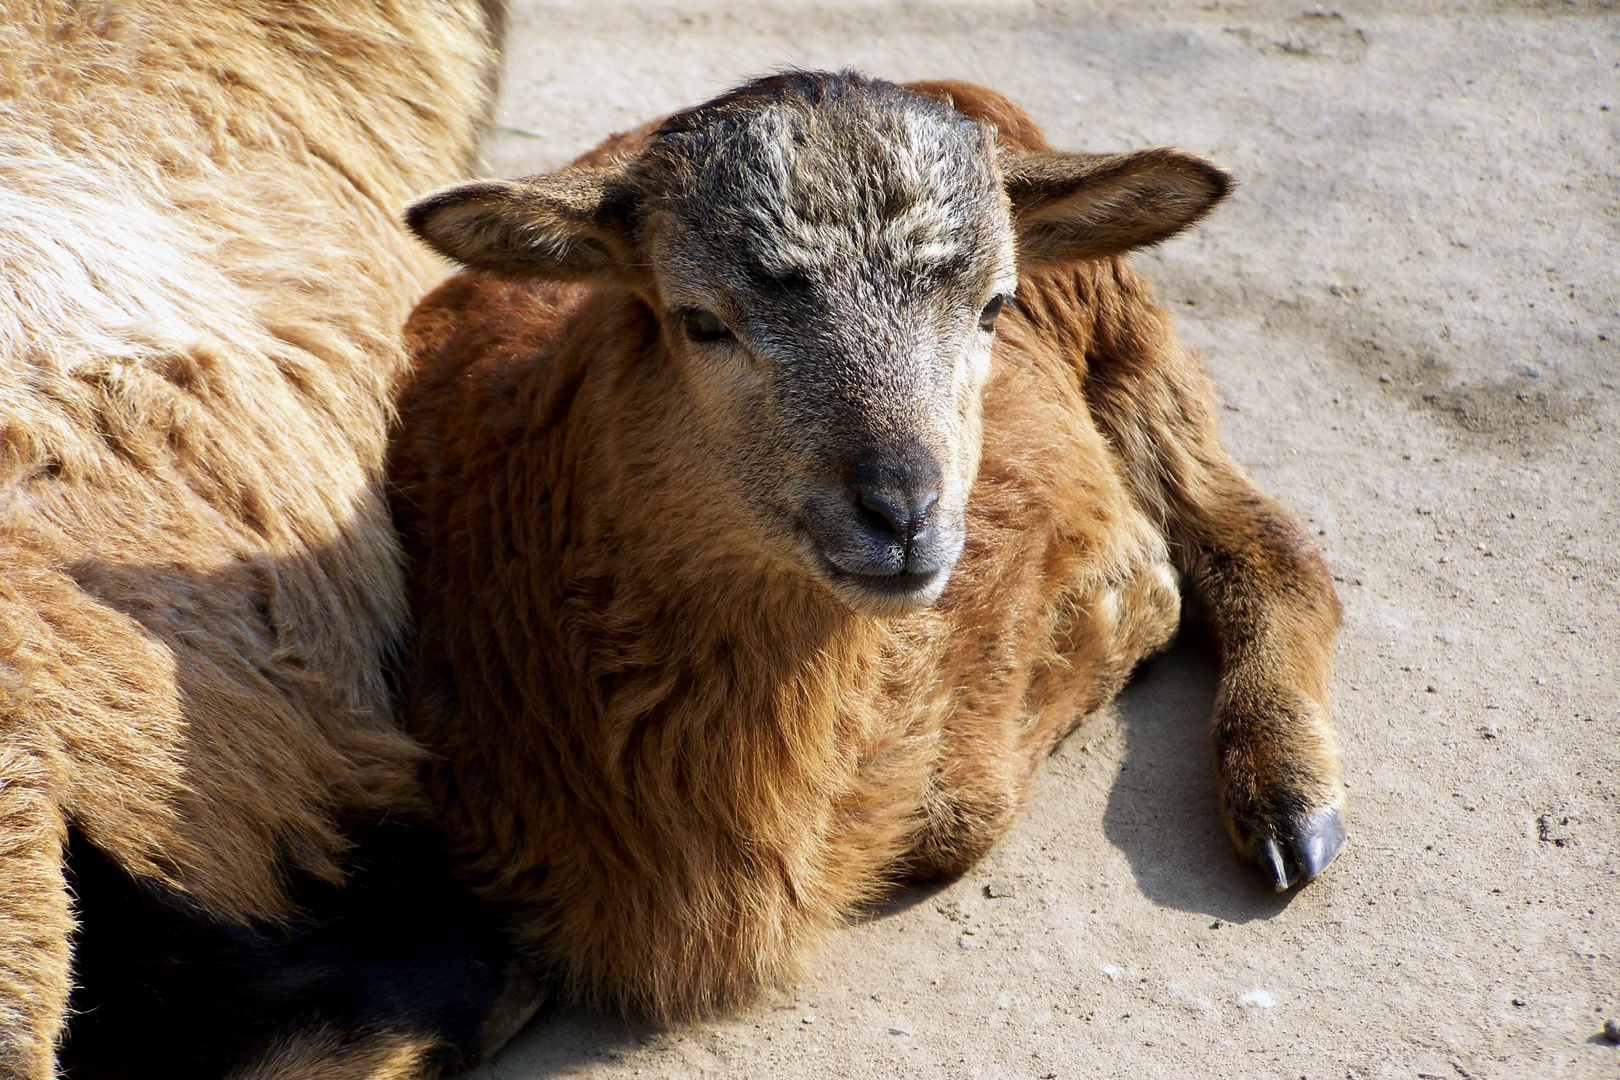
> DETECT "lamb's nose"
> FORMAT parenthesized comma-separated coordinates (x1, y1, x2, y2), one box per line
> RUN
(850, 447, 943, 547)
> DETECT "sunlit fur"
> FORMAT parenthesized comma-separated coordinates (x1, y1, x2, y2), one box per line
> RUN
(393, 74, 1344, 1022)
(0, 2, 499, 1075)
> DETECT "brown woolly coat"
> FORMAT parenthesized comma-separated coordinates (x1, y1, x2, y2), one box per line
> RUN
(392, 82, 1341, 1021)
(0, 2, 499, 1073)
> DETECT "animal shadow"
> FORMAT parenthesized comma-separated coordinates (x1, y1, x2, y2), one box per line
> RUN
(876, 625, 1297, 927)
(1100, 624, 1295, 923)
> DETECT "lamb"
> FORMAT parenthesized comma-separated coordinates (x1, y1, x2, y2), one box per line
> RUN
(394, 70, 1347, 1021)
(0, 1, 511, 1075)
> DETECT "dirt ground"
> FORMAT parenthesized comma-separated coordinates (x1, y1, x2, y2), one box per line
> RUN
(465, 3, 1619, 1077)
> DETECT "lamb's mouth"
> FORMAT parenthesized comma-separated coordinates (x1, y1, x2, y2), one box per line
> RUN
(809, 548, 951, 615)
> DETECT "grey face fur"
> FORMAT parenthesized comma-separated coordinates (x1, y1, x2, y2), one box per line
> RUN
(635, 74, 1014, 612)
(406, 70, 1232, 616)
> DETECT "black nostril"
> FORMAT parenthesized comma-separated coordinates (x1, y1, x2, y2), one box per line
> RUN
(858, 490, 907, 536)
(856, 487, 939, 540)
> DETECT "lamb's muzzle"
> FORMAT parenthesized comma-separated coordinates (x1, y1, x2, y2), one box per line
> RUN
(805, 442, 958, 613)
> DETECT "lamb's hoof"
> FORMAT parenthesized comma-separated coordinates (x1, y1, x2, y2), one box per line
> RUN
(1253, 807, 1345, 892)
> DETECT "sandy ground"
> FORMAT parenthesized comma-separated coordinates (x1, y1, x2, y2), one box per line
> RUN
(464, 3, 1620, 1077)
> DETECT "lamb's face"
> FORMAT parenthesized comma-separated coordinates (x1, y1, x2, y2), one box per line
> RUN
(640, 79, 1016, 616)
(406, 72, 1233, 614)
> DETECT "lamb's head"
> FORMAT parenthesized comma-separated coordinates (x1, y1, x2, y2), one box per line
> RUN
(407, 71, 1230, 616)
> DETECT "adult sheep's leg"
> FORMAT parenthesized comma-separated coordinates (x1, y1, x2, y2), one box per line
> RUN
(227, 1027, 447, 1080)
(0, 745, 72, 1080)
(1077, 263, 1347, 891)
(225, 970, 542, 1080)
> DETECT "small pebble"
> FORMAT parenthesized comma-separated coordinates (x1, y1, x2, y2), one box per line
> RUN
(802, 1015, 816, 1025)
(984, 880, 1016, 899)
(1378, 373, 1392, 383)
(1481, 725, 1498, 739)
(888, 1028, 910, 1037)
(1604, 1016, 1620, 1042)
(1235, 989, 1275, 1009)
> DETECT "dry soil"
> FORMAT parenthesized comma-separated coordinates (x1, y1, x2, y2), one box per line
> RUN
(466, 3, 1620, 1077)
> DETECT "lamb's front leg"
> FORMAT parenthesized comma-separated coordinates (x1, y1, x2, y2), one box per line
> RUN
(1074, 267, 1346, 891)
(1170, 463, 1346, 890)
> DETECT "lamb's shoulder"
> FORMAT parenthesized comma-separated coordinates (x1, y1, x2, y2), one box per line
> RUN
(945, 262, 1181, 722)
(969, 273, 1170, 590)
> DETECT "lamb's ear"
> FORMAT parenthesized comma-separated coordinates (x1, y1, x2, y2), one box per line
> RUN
(1001, 148, 1233, 263)
(404, 167, 638, 279)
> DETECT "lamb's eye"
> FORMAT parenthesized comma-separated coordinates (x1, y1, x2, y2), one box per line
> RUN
(978, 294, 1006, 333)
(682, 308, 732, 343)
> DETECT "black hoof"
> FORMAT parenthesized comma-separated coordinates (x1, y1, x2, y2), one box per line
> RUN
(1255, 807, 1346, 892)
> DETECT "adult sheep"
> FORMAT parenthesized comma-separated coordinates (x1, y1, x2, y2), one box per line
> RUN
(394, 71, 1348, 1021)
(0, 1, 512, 1076)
